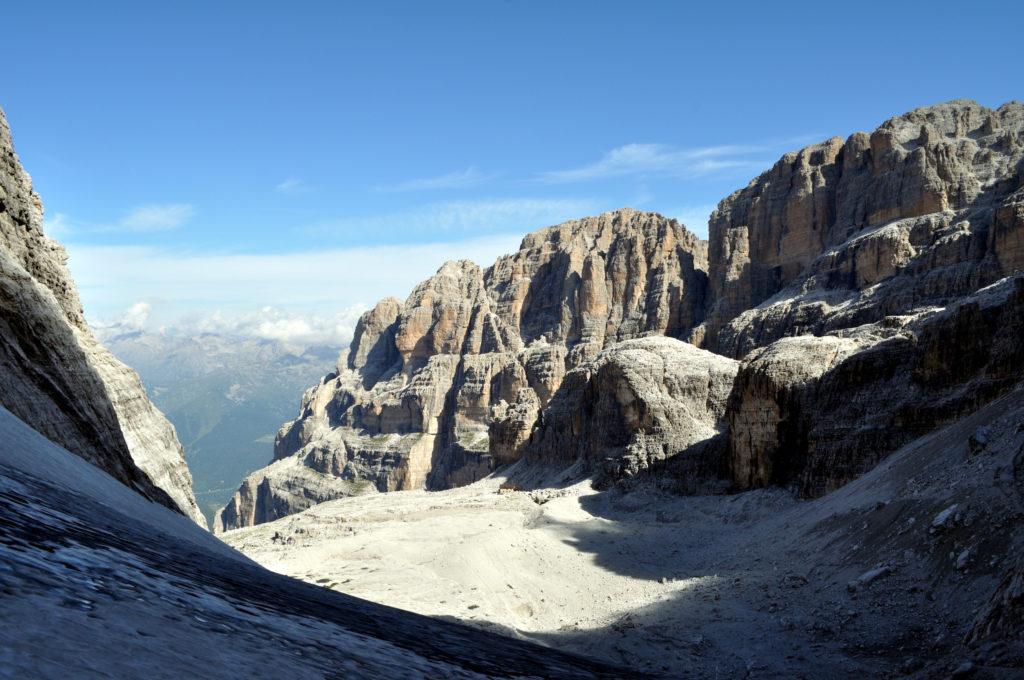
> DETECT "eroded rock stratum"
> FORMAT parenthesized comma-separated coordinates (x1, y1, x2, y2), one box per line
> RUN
(218, 99, 1024, 532)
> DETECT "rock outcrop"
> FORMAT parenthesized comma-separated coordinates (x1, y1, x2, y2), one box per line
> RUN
(0, 108, 205, 526)
(701, 99, 1024, 355)
(968, 559, 1024, 646)
(707, 99, 1024, 496)
(518, 336, 737, 487)
(220, 99, 1024, 531)
(214, 449, 378, 531)
(217, 209, 709, 530)
(727, 274, 1024, 496)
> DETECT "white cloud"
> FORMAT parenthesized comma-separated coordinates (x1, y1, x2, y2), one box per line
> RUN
(44, 213, 72, 238)
(374, 167, 492, 192)
(65, 234, 524, 338)
(538, 143, 767, 183)
(194, 306, 367, 347)
(94, 303, 367, 349)
(45, 204, 195, 235)
(115, 204, 195, 232)
(537, 134, 826, 185)
(275, 177, 310, 194)
(306, 198, 602, 238)
(119, 301, 152, 330)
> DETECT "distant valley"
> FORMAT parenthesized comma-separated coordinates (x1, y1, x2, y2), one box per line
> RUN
(98, 329, 340, 525)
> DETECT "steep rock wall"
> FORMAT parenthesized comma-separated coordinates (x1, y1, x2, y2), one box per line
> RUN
(728, 275, 1024, 496)
(0, 108, 205, 526)
(702, 100, 1024, 355)
(217, 209, 709, 530)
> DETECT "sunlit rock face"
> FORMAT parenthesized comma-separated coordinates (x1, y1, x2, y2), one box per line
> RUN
(0, 108, 205, 526)
(217, 209, 710, 530)
(699, 100, 1024, 495)
(513, 99, 1024, 501)
(701, 100, 1024, 356)
(518, 336, 738, 486)
(219, 100, 1024, 531)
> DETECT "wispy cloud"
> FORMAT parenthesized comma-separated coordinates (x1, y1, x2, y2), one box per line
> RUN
(537, 134, 826, 185)
(305, 197, 602, 239)
(115, 204, 195, 232)
(45, 213, 73, 239)
(65, 234, 524, 330)
(538, 143, 768, 183)
(275, 177, 311, 194)
(45, 203, 195, 236)
(374, 166, 492, 192)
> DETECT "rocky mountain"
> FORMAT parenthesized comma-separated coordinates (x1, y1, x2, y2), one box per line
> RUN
(99, 330, 340, 525)
(0, 107, 631, 678)
(0, 108, 205, 526)
(702, 99, 1024, 356)
(216, 210, 709, 530)
(218, 99, 1024, 532)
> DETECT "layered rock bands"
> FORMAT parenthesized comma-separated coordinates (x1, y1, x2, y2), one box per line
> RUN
(218, 99, 1024, 532)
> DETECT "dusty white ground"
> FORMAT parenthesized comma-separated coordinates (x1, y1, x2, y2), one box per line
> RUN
(226, 476, 712, 636)
(224, 476, 840, 677)
(223, 388, 1024, 678)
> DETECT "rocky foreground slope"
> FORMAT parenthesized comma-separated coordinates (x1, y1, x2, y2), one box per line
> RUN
(218, 99, 1024, 532)
(0, 109, 205, 526)
(0, 404, 627, 678)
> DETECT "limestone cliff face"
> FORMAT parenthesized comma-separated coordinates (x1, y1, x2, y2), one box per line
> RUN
(0, 109, 205, 526)
(216, 209, 709, 531)
(710, 99, 1024, 496)
(727, 274, 1024, 496)
(219, 99, 1024, 531)
(701, 100, 1024, 355)
(517, 336, 737, 489)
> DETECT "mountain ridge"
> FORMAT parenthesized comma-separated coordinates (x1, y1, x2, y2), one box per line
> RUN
(218, 98, 1024, 532)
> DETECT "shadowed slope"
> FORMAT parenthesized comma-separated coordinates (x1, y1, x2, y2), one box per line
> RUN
(0, 405, 638, 679)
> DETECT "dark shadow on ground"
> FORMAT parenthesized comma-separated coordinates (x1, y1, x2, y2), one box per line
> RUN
(487, 387, 1024, 677)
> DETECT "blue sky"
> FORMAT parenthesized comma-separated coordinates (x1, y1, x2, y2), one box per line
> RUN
(4, 0, 1021, 344)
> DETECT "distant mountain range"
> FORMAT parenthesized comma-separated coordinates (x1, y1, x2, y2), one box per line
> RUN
(98, 329, 339, 525)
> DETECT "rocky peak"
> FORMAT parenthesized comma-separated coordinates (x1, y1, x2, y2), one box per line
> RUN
(701, 99, 1024, 352)
(219, 100, 1024, 532)
(347, 296, 402, 385)
(488, 208, 708, 357)
(0, 112, 87, 329)
(216, 208, 709, 530)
